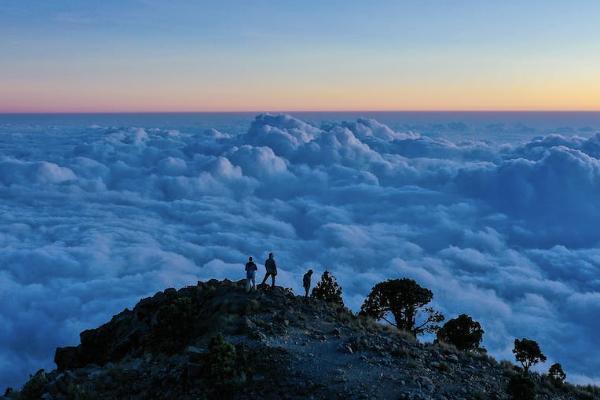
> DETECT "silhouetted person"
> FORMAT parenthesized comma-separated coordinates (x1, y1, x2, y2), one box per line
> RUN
(261, 252, 277, 287)
(303, 269, 313, 297)
(245, 256, 257, 292)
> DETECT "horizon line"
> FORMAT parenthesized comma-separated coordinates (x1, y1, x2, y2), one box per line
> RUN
(3, 109, 600, 115)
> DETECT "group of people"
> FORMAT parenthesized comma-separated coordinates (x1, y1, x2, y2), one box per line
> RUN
(245, 253, 314, 297)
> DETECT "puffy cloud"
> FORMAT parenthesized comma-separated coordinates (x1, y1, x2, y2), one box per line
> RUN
(456, 144, 600, 246)
(227, 145, 289, 178)
(245, 113, 320, 157)
(1, 114, 600, 388)
(0, 158, 76, 186)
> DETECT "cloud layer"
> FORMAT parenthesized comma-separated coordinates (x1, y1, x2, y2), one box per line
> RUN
(1, 114, 600, 387)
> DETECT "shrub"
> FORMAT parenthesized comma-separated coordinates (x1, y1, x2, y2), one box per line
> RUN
(548, 363, 566, 387)
(507, 374, 536, 400)
(19, 369, 48, 400)
(206, 334, 237, 382)
(436, 314, 484, 351)
(205, 334, 246, 395)
(66, 383, 96, 400)
(150, 296, 196, 353)
(311, 271, 343, 306)
(359, 278, 444, 336)
(513, 338, 547, 373)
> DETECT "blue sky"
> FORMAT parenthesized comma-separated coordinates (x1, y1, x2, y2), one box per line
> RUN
(1, 1, 600, 111)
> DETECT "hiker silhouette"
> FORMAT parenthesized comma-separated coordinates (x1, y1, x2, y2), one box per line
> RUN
(245, 256, 257, 292)
(303, 269, 313, 297)
(261, 252, 277, 287)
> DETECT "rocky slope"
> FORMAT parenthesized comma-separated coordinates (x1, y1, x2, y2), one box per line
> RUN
(5, 279, 599, 400)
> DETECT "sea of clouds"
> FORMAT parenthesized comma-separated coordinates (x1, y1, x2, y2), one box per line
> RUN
(1, 113, 600, 387)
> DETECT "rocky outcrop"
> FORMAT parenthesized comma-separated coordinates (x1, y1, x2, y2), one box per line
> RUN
(5, 280, 600, 400)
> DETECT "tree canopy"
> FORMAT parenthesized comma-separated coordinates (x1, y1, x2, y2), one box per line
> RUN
(548, 363, 566, 386)
(513, 338, 547, 373)
(311, 271, 344, 306)
(360, 278, 444, 336)
(436, 314, 484, 351)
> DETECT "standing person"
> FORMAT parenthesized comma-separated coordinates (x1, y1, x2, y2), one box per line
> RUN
(261, 252, 277, 288)
(303, 269, 313, 298)
(245, 256, 257, 292)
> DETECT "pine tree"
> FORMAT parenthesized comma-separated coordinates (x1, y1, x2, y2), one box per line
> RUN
(311, 271, 343, 305)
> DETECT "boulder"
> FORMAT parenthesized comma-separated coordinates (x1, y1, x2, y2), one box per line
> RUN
(54, 346, 82, 370)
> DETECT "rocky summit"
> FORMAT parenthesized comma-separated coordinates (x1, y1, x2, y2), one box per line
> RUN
(5, 280, 599, 400)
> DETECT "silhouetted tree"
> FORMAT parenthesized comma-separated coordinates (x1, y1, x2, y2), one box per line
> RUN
(513, 338, 547, 373)
(507, 374, 536, 400)
(548, 363, 566, 387)
(311, 271, 343, 305)
(359, 278, 444, 336)
(436, 314, 484, 351)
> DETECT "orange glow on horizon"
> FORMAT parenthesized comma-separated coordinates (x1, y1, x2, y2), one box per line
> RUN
(1, 75, 599, 113)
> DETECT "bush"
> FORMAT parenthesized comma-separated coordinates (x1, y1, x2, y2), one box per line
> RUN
(205, 334, 246, 397)
(206, 334, 238, 384)
(150, 296, 196, 353)
(436, 314, 484, 351)
(513, 338, 547, 373)
(66, 383, 96, 400)
(548, 363, 566, 387)
(19, 369, 48, 400)
(360, 278, 444, 336)
(507, 374, 536, 400)
(311, 271, 343, 306)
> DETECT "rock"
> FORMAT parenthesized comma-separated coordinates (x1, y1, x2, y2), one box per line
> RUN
(338, 343, 354, 354)
(446, 354, 459, 363)
(185, 346, 204, 362)
(186, 362, 203, 378)
(54, 371, 77, 393)
(251, 330, 268, 342)
(54, 346, 82, 370)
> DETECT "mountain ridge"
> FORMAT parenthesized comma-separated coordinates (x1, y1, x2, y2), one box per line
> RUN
(4, 279, 599, 400)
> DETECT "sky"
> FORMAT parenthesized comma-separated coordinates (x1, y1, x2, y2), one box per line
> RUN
(1, 0, 600, 112)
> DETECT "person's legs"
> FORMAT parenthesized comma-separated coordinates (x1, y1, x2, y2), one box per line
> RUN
(261, 272, 269, 285)
(270, 273, 275, 287)
(304, 286, 309, 297)
(251, 273, 256, 291)
(246, 277, 251, 293)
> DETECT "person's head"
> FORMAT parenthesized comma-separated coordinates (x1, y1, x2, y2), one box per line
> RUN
(269, 252, 273, 259)
(308, 269, 313, 275)
(249, 256, 253, 261)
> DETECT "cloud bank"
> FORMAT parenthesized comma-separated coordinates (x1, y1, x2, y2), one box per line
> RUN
(1, 114, 600, 387)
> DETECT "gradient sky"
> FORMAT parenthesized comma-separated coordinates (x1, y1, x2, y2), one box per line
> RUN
(1, 0, 600, 112)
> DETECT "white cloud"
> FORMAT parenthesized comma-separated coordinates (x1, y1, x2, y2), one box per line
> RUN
(1, 113, 600, 387)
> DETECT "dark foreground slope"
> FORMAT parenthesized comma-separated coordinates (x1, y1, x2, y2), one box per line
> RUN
(5, 280, 599, 400)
